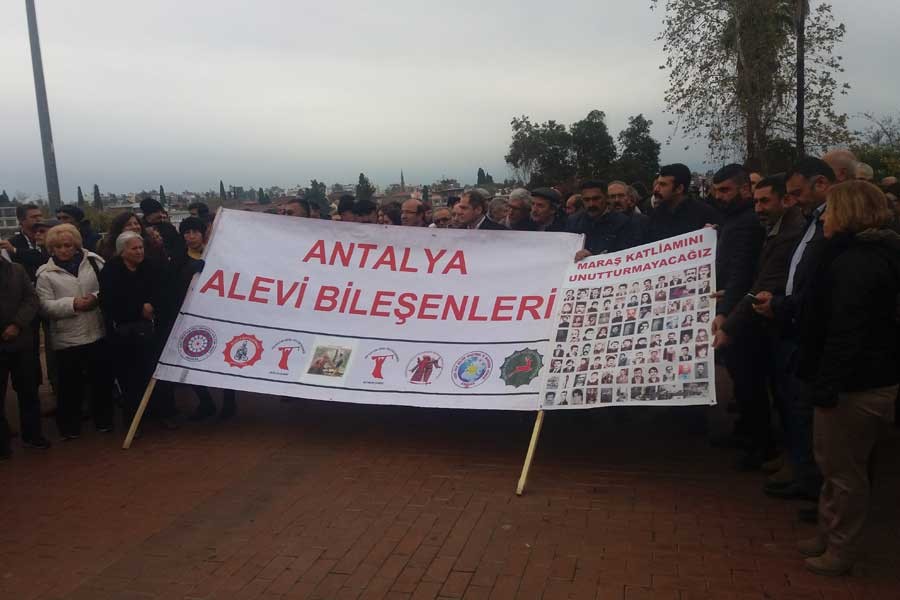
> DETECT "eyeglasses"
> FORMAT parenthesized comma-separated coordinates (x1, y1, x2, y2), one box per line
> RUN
(607, 193, 628, 200)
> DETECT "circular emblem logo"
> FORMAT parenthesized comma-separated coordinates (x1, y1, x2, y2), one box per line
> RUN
(500, 348, 543, 388)
(178, 326, 217, 362)
(406, 352, 443, 385)
(451, 351, 493, 388)
(223, 333, 263, 369)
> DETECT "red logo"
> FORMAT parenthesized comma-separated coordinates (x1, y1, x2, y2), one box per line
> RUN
(363, 347, 398, 384)
(406, 352, 443, 385)
(223, 334, 263, 368)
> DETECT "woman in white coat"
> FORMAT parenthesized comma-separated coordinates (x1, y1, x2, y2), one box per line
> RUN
(35, 224, 113, 438)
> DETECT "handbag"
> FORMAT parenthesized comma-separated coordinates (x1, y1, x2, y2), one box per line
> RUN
(111, 318, 155, 339)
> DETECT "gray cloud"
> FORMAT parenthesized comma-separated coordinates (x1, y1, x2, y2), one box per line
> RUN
(1, 0, 896, 198)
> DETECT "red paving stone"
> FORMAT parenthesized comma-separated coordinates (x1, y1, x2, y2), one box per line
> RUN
(1, 382, 899, 600)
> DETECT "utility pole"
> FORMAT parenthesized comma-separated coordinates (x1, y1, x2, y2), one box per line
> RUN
(25, 0, 61, 209)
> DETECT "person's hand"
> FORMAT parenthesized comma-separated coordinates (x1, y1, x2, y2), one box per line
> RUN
(711, 314, 726, 335)
(574, 249, 592, 262)
(752, 291, 774, 319)
(0, 240, 15, 254)
(73, 297, 90, 312)
(1, 323, 20, 342)
(142, 303, 154, 320)
(710, 290, 724, 300)
(712, 328, 730, 349)
(77, 295, 99, 311)
(704, 223, 718, 230)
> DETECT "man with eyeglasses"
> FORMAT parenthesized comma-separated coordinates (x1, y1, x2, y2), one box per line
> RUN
(506, 189, 537, 231)
(569, 180, 635, 261)
(400, 199, 426, 227)
(429, 207, 452, 229)
(609, 180, 648, 243)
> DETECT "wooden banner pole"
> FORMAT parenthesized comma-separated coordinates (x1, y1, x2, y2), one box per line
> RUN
(516, 410, 545, 496)
(122, 377, 157, 449)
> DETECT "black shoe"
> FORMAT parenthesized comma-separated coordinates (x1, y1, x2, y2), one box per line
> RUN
(23, 436, 52, 449)
(710, 432, 752, 450)
(62, 433, 80, 441)
(97, 426, 113, 433)
(798, 506, 819, 524)
(735, 451, 765, 472)
(764, 481, 818, 501)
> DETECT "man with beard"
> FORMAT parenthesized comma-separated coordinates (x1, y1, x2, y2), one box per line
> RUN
(707, 164, 768, 469)
(645, 164, 721, 243)
(609, 180, 648, 242)
(753, 157, 838, 507)
(570, 180, 635, 261)
(530, 188, 568, 232)
(507, 189, 537, 230)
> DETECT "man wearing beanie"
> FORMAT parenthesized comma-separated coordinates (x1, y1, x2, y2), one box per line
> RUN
(57, 204, 100, 252)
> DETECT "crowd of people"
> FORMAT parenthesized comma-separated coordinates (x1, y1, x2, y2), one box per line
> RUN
(1, 150, 898, 577)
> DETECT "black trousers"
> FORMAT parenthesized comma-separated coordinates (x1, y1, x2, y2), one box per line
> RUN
(726, 329, 775, 454)
(112, 337, 156, 427)
(0, 348, 44, 447)
(55, 340, 113, 435)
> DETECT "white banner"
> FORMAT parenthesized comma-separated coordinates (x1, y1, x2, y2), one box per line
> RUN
(540, 229, 718, 409)
(155, 209, 584, 410)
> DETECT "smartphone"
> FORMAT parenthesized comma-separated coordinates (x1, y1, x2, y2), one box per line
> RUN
(746, 293, 762, 305)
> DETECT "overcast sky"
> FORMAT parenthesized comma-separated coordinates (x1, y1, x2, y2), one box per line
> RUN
(1, 1, 898, 198)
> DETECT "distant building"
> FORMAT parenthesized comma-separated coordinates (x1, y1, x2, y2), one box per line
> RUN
(0, 206, 18, 240)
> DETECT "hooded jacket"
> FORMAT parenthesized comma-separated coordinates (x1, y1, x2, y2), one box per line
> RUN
(798, 228, 900, 406)
(35, 251, 106, 350)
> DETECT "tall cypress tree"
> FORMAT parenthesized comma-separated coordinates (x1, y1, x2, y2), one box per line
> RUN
(219, 180, 227, 204)
(159, 185, 167, 207)
(92, 184, 102, 210)
(77, 186, 85, 207)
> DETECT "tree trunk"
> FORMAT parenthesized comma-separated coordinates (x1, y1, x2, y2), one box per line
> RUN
(795, 0, 806, 158)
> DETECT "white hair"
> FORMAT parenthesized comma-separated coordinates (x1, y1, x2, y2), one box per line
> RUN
(115, 231, 143, 255)
(508, 188, 532, 207)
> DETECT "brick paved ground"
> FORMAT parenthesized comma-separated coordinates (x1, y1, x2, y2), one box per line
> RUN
(2, 382, 898, 600)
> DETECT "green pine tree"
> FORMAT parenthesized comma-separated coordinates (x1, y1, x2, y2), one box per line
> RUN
(77, 186, 85, 207)
(159, 185, 167, 207)
(93, 184, 102, 210)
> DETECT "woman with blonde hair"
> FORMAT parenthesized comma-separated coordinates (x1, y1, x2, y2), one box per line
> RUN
(796, 180, 900, 575)
(35, 224, 112, 438)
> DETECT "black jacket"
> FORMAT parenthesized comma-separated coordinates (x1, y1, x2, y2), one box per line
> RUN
(771, 205, 828, 337)
(10, 232, 49, 282)
(724, 206, 806, 336)
(797, 229, 900, 406)
(645, 197, 721, 243)
(534, 212, 569, 233)
(0, 260, 39, 352)
(624, 210, 649, 245)
(566, 210, 635, 254)
(476, 217, 508, 231)
(99, 256, 166, 332)
(714, 198, 765, 316)
(509, 217, 538, 232)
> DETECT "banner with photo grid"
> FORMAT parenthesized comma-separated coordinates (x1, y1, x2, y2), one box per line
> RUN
(541, 229, 718, 409)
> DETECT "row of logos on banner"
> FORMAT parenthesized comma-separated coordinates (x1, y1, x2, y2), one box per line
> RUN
(175, 324, 546, 391)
